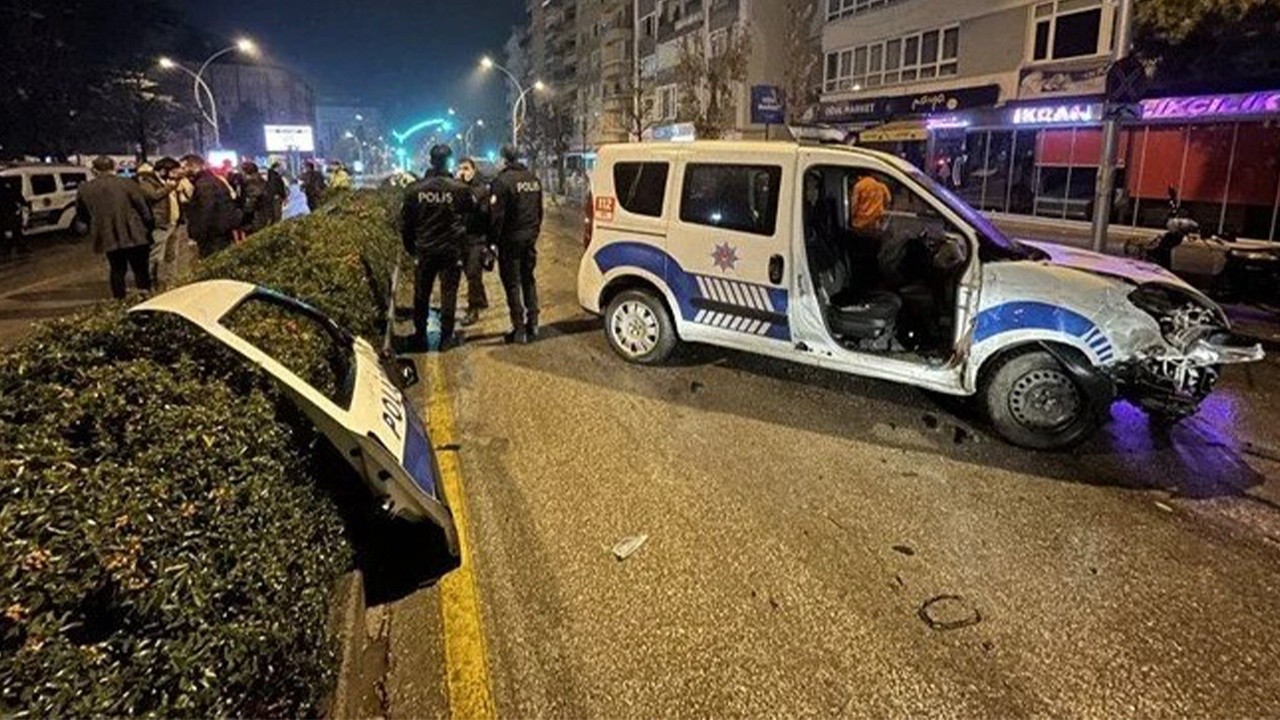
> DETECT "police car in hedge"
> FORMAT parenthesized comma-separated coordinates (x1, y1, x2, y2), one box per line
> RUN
(577, 141, 1263, 449)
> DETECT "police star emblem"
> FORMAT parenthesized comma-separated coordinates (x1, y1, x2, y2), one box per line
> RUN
(711, 242, 740, 272)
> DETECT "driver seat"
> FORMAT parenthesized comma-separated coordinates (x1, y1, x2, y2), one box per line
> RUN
(811, 240, 901, 342)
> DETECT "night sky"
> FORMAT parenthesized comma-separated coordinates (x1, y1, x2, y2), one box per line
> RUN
(187, 0, 526, 130)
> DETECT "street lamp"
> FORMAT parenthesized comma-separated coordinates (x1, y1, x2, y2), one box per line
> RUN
(463, 118, 485, 157)
(157, 57, 220, 147)
(189, 38, 260, 148)
(479, 55, 546, 146)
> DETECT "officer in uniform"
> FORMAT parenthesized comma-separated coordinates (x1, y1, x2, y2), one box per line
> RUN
(401, 144, 473, 351)
(488, 145, 544, 344)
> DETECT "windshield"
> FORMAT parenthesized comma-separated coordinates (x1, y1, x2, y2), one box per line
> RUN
(904, 167, 1040, 260)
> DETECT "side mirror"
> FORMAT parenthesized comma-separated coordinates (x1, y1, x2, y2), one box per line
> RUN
(395, 357, 420, 388)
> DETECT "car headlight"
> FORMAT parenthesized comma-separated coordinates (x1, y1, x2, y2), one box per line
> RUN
(1128, 284, 1227, 348)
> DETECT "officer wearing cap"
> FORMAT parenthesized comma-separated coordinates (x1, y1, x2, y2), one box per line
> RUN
(401, 144, 474, 351)
(488, 145, 544, 344)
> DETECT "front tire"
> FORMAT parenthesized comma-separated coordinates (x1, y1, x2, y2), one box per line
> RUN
(604, 289, 678, 365)
(983, 350, 1099, 450)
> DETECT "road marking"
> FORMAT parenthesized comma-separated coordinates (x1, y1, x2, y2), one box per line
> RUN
(425, 354, 498, 720)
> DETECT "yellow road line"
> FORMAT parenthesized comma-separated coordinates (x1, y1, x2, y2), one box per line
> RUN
(425, 354, 498, 720)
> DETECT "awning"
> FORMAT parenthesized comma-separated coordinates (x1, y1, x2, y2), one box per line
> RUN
(859, 120, 929, 143)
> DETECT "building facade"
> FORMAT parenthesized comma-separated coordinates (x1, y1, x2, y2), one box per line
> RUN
(203, 62, 316, 157)
(818, 0, 1280, 241)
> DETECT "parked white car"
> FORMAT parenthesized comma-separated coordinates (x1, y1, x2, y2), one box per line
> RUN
(0, 163, 91, 236)
(577, 141, 1263, 449)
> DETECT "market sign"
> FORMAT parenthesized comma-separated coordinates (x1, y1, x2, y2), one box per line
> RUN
(1010, 103, 1102, 125)
(264, 124, 316, 153)
(750, 85, 787, 125)
(1141, 90, 1280, 121)
(817, 84, 1000, 124)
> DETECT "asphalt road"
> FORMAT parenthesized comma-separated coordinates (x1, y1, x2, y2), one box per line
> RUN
(383, 206, 1280, 718)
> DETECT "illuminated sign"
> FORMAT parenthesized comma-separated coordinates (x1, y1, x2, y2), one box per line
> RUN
(264, 125, 315, 152)
(1010, 104, 1098, 125)
(207, 149, 238, 168)
(1141, 90, 1280, 121)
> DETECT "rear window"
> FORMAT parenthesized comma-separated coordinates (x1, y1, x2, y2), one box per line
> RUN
(29, 174, 57, 195)
(680, 163, 782, 236)
(613, 162, 669, 218)
(59, 172, 89, 191)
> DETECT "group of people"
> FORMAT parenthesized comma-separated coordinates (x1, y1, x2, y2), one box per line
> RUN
(300, 160, 351, 212)
(401, 144, 543, 352)
(73, 154, 294, 299)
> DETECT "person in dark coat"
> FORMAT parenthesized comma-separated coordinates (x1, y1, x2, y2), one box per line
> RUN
(238, 162, 271, 235)
(0, 175, 29, 259)
(488, 145, 544, 344)
(266, 162, 289, 224)
(401, 144, 474, 352)
(75, 156, 154, 298)
(456, 157, 491, 327)
(301, 160, 327, 212)
(136, 159, 180, 290)
(181, 154, 240, 258)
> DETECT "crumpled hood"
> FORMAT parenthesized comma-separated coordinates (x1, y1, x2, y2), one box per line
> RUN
(1020, 240, 1198, 290)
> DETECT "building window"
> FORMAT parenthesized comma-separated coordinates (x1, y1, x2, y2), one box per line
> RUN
(826, 0, 907, 22)
(658, 84, 679, 120)
(1030, 0, 1106, 62)
(824, 25, 959, 92)
(614, 162, 670, 217)
(709, 28, 728, 56)
(680, 164, 784, 236)
(641, 13, 656, 38)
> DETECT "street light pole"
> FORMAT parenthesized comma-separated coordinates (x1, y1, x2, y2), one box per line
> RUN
(158, 58, 220, 149)
(190, 39, 258, 149)
(1090, 0, 1135, 252)
(481, 57, 529, 146)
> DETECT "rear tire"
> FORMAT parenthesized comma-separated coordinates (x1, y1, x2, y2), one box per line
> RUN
(983, 349, 1099, 450)
(604, 289, 678, 365)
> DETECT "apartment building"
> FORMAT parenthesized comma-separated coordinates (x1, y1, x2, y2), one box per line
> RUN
(818, 0, 1280, 240)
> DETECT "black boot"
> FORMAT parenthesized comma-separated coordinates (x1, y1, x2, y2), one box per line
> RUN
(525, 321, 539, 342)
(460, 308, 481, 327)
(503, 328, 528, 345)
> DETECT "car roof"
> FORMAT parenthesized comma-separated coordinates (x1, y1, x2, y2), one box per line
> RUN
(594, 140, 919, 174)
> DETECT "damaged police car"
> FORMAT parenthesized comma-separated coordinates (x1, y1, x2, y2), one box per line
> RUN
(579, 141, 1263, 449)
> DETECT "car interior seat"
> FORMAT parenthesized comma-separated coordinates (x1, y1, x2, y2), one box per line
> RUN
(808, 236, 901, 345)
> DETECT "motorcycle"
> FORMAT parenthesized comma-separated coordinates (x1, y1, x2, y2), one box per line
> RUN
(1124, 187, 1280, 304)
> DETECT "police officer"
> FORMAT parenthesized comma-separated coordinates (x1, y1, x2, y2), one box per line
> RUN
(401, 144, 473, 352)
(456, 157, 491, 327)
(489, 145, 544, 344)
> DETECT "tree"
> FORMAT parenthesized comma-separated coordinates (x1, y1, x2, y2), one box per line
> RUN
(782, 0, 821, 125)
(523, 97, 572, 194)
(0, 0, 188, 158)
(1135, 0, 1280, 93)
(622, 66, 660, 142)
(93, 72, 188, 161)
(674, 23, 752, 139)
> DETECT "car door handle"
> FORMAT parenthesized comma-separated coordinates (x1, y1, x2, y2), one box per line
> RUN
(768, 254, 784, 284)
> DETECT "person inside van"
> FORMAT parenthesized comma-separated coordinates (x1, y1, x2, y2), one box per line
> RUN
(849, 170, 891, 239)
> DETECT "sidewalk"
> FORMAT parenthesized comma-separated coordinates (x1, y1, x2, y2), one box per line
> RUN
(988, 212, 1280, 348)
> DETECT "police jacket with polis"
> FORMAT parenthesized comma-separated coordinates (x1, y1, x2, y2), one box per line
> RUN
(401, 168, 474, 257)
(489, 162, 543, 248)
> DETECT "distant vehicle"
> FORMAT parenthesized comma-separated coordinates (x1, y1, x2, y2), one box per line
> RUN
(578, 141, 1263, 449)
(0, 163, 91, 236)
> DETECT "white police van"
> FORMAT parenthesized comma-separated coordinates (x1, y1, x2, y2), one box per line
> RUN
(0, 163, 91, 236)
(577, 141, 1263, 449)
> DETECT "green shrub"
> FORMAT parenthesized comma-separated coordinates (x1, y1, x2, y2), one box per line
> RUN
(0, 190, 404, 717)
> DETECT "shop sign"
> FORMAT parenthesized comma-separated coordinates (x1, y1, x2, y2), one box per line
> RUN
(1141, 90, 1280, 121)
(1019, 61, 1108, 99)
(750, 85, 787, 125)
(1010, 103, 1101, 125)
(817, 84, 1000, 124)
(650, 122, 697, 142)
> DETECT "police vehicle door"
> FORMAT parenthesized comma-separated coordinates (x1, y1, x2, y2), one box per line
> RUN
(668, 155, 794, 346)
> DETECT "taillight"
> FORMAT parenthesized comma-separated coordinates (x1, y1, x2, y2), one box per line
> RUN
(582, 191, 594, 249)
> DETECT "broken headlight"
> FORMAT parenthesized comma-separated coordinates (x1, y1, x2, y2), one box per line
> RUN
(1128, 284, 1226, 349)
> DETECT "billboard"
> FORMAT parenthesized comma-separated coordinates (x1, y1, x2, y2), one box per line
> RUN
(750, 86, 786, 125)
(264, 125, 315, 152)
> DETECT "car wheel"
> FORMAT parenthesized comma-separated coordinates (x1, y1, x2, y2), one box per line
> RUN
(604, 289, 678, 365)
(984, 349, 1098, 450)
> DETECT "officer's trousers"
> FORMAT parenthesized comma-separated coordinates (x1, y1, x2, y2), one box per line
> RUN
(414, 251, 463, 344)
(498, 242, 538, 330)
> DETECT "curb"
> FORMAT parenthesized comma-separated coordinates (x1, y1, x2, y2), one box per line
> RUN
(326, 570, 367, 719)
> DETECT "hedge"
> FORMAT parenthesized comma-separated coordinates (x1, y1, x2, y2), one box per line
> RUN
(0, 191, 404, 717)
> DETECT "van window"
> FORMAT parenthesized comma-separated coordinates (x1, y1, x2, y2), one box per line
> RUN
(29, 174, 57, 195)
(680, 163, 782, 236)
(613, 162, 669, 217)
(59, 172, 89, 191)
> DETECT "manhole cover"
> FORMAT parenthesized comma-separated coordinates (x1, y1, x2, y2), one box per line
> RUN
(918, 594, 981, 631)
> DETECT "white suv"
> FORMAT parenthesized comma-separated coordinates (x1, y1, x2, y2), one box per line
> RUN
(577, 141, 1262, 449)
(0, 164, 92, 236)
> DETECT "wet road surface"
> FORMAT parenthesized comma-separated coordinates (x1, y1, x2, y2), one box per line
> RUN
(382, 208, 1280, 717)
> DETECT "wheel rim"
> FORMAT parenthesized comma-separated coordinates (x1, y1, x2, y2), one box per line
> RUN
(610, 300, 661, 358)
(1008, 368, 1082, 432)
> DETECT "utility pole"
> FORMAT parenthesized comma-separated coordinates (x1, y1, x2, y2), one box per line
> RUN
(1090, 0, 1136, 253)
